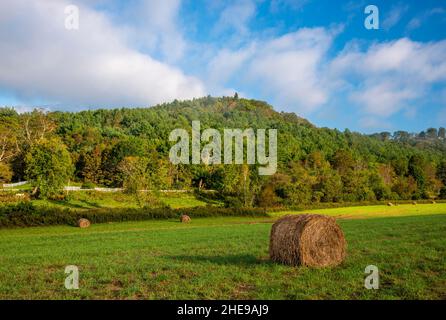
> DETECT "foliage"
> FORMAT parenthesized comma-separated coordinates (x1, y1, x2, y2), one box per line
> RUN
(0, 163, 13, 183)
(24, 138, 73, 199)
(440, 187, 446, 200)
(1, 97, 446, 206)
(0, 202, 268, 228)
(81, 181, 96, 189)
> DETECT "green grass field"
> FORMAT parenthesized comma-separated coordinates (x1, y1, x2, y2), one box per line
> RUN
(278, 203, 446, 219)
(0, 203, 445, 299)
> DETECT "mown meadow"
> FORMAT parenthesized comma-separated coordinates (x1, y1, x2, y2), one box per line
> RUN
(0, 203, 444, 300)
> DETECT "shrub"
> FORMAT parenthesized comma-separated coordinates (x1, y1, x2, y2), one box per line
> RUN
(257, 185, 280, 207)
(137, 191, 163, 209)
(223, 196, 244, 208)
(0, 203, 268, 229)
(81, 182, 96, 189)
(48, 193, 69, 201)
(0, 192, 30, 203)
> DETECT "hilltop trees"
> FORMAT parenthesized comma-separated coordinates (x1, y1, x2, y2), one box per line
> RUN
(439, 127, 446, 139)
(426, 128, 438, 139)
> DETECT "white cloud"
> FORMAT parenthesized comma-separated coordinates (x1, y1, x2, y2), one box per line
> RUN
(269, 0, 309, 13)
(0, 0, 205, 109)
(248, 29, 332, 113)
(207, 27, 336, 114)
(213, 0, 256, 36)
(366, 39, 446, 81)
(406, 18, 422, 31)
(11, 106, 36, 114)
(331, 38, 446, 117)
(350, 82, 419, 117)
(1, 0, 445, 131)
(207, 45, 255, 91)
(406, 7, 445, 32)
(207, 32, 446, 118)
(382, 5, 408, 30)
(359, 116, 392, 130)
(124, 0, 187, 62)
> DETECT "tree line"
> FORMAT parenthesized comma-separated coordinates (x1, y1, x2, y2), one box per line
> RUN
(1, 96, 446, 206)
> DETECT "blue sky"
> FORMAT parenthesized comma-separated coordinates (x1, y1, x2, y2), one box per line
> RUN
(0, 0, 445, 133)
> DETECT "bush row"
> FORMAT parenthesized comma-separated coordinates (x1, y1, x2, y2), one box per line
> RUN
(0, 202, 268, 229)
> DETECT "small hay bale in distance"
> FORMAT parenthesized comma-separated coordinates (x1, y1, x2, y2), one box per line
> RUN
(431, 200, 436, 204)
(412, 201, 417, 205)
(387, 202, 394, 206)
(180, 214, 191, 223)
(269, 214, 346, 267)
(77, 218, 91, 228)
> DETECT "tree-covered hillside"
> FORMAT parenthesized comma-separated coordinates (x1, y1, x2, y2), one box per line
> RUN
(1, 96, 446, 205)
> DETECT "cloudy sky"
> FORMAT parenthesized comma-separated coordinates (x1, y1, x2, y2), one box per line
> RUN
(0, 0, 445, 133)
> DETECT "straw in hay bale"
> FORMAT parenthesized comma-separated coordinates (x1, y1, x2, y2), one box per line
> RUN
(180, 214, 191, 223)
(269, 214, 346, 267)
(77, 218, 91, 228)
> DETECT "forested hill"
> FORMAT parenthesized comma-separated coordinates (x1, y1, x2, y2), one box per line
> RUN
(1, 96, 446, 204)
(52, 96, 446, 163)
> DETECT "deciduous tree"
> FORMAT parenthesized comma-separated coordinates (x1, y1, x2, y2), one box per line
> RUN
(25, 138, 73, 198)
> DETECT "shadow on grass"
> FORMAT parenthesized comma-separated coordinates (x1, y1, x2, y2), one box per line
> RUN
(47, 199, 102, 209)
(81, 200, 103, 208)
(193, 192, 224, 206)
(47, 200, 86, 209)
(165, 254, 271, 266)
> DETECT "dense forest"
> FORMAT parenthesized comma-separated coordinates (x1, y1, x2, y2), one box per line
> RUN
(1, 96, 446, 206)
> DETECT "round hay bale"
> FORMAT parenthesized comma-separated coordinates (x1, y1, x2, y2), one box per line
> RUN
(269, 214, 346, 267)
(77, 218, 91, 228)
(431, 200, 436, 204)
(180, 214, 191, 223)
(387, 202, 394, 206)
(412, 201, 417, 205)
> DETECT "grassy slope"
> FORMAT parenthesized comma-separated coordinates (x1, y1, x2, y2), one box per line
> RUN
(28, 192, 210, 210)
(0, 204, 445, 299)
